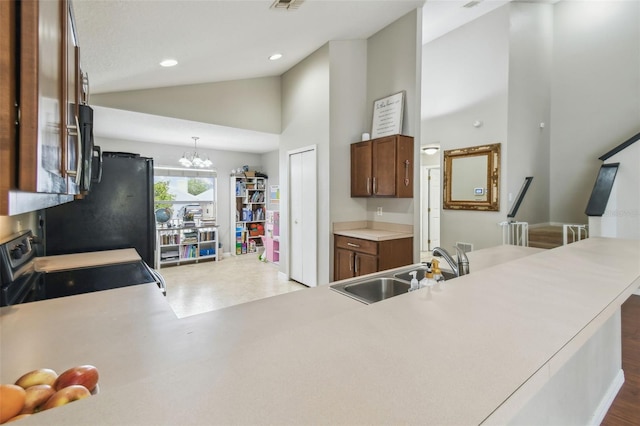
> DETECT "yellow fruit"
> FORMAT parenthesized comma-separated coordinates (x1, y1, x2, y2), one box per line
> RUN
(14, 368, 58, 389)
(0, 384, 26, 424)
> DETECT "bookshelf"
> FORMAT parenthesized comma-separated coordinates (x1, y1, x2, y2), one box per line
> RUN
(231, 175, 267, 255)
(156, 225, 218, 267)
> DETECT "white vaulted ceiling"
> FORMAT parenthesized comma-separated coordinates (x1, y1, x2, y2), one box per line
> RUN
(72, 0, 509, 152)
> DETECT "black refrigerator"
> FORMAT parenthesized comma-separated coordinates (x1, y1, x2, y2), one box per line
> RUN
(43, 152, 155, 267)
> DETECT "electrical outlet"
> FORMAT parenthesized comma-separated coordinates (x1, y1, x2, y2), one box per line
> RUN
(377, 207, 383, 216)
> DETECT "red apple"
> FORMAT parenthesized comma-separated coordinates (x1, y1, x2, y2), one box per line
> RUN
(54, 365, 99, 392)
(20, 384, 55, 414)
(41, 385, 91, 410)
(14, 368, 58, 389)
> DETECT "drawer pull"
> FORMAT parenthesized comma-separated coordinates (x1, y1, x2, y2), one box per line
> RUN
(347, 243, 360, 248)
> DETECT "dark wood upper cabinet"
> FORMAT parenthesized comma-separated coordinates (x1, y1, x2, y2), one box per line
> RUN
(1, 0, 84, 214)
(18, 0, 82, 196)
(0, 0, 18, 215)
(351, 135, 414, 198)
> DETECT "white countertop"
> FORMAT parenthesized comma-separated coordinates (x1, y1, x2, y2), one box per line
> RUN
(34, 248, 142, 272)
(334, 228, 413, 241)
(1, 238, 639, 425)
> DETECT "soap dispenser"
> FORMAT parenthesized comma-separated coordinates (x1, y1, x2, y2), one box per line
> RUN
(419, 263, 431, 289)
(409, 271, 419, 292)
(425, 267, 436, 288)
(432, 258, 445, 284)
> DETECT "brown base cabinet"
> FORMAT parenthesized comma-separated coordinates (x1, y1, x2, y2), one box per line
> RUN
(334, 235, 413, 281)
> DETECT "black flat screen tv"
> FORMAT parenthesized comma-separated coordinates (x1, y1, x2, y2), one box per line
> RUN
(585, 163, 619, 216)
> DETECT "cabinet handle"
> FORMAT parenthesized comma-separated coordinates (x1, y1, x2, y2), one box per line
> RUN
(366, 177, 371, 195)
(65, 116, 83, 184)
(373, 177, 377, 194)
(349, 252, 354, 272)
(82, 72, 90, 105)
(354, 254, 359, 275)
(347, 242, 360, 248)
(404, 159, 410, 186)
(92, 145, 103, 183)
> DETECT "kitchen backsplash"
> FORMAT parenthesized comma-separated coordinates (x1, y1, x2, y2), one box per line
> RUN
(0, 211, 37, 239)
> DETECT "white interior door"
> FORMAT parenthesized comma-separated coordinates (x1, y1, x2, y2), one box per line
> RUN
(289, 147, 317, 287)
(429, 169, 441, 250)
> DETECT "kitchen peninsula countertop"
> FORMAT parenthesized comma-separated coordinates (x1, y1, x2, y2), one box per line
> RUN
(1, 238, 639, 425)
(34, 248, 141, 272)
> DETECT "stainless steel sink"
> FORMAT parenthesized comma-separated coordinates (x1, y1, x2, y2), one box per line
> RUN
(394, 266, 457, 282)
(330, 277, 410, 304)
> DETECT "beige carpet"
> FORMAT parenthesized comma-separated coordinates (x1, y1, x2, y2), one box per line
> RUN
(159, 254, 306, 318)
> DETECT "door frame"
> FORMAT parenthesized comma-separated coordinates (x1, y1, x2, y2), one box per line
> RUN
(287, 145, 317, 287)
(420, 165, 441, 252)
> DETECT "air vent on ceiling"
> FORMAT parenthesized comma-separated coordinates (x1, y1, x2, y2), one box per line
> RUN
(463, 0, 483, 8)
(270, 0, 304, 10)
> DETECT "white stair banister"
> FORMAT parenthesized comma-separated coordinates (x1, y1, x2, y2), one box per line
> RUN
(500, 221, 529, 246)
(563, 224, 588, 245)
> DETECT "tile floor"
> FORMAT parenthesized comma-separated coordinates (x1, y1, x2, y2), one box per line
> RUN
(160, 254, 306, 318)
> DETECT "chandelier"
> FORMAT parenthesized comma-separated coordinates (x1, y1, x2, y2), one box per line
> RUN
(179, 137, 212, 168)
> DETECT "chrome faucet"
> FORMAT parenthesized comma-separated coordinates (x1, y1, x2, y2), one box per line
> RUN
(432, 246, 470, 277)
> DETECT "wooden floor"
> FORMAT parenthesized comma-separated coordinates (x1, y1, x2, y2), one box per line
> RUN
(601, 294, 640, 425)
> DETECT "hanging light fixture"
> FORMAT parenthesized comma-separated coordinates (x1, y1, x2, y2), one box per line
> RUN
(179, 137, 212, 168)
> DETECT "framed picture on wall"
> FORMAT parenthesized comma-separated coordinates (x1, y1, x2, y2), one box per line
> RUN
(371, 91, 404, 138)
(269, 185, 279, 204)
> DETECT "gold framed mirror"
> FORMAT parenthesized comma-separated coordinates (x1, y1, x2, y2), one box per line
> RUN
(443, 143, 500, 211)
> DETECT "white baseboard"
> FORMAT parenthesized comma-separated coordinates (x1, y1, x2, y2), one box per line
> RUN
(590, 369, 625, 426)
(529, 222, 588, 228)
(278, 271, 288, 281)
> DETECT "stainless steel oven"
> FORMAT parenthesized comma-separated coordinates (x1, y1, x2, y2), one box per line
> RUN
(1, 230, 164, 307)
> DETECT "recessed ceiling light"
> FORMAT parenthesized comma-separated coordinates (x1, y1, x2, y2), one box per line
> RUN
(160, 59, 178, 67)
(269, 53, 283, 61)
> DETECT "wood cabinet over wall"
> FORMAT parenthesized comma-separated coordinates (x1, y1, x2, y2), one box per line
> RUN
(1, 0, 84, 216)
(351, 134, 414, 198)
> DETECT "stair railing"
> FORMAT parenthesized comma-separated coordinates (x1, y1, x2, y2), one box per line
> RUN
(499, 221, 529, 246)
(563, 224, 588, 245)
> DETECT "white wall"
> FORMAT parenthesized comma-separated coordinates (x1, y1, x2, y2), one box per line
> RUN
(280, 44, 330, 283)
(261, 150, 280, 212)
(96, 137, 263, 254)
(590, 142, 640, 240)
(92, 76, 282, 134)
(367, 10, 421, 234)
(422, 1, 639, 250)
(422, 6, 510, 250)
(506, 2, 553, 225)
(280, 9, 422, 284)
(329, 40, 368, 224)
(550, 1, 640, 224)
